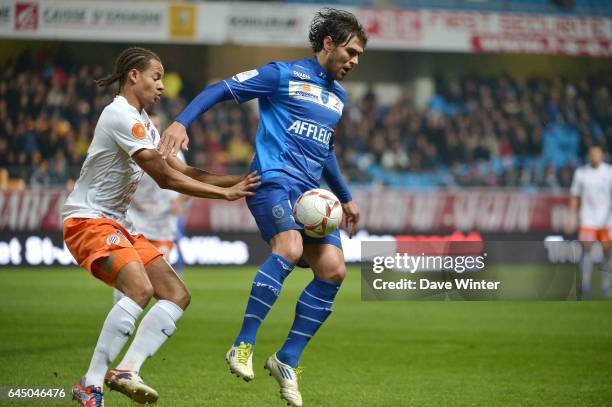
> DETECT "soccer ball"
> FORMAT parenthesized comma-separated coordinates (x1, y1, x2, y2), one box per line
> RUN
(293, 188, 343, 238)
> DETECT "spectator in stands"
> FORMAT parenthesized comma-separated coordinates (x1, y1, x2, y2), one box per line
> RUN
(50, 149, 70, 187)
(0, 50, 610, 189)
(29, 155, 51, 188)
(227, 130, 254, 170)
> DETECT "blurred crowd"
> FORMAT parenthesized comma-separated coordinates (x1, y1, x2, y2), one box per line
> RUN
(338, 76, 611, 189)
(0, 51, 610, 190)
(0, 51, 256, 189)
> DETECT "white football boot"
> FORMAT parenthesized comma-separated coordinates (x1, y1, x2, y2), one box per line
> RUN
(264, 354, 303, 407)
(226, 342, 255, 381)
(104, 369, 158, 404)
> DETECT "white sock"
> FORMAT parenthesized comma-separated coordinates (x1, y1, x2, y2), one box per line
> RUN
(84, 297, 143, 388)
(115, 300, 184, 373)
(581, 254, 593, 295)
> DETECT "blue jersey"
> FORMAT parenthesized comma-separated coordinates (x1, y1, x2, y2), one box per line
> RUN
(223, 58, 346, 190)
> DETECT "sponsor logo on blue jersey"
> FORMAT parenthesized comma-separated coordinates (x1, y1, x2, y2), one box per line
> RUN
(232, 69, 259, 83)
(288, 81, 344, 115)
(293, 88, 319, 103)
(292, 70, 311, 80)
(287, 119, 332, 146)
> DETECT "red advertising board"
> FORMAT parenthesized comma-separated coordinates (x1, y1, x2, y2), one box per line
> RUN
(0, 189, 570, 233)
(358, 8, 611, 57)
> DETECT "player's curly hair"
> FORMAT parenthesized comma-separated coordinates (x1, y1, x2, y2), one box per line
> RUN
(308, 8, 367, 53)
(95, 47, 161, 89)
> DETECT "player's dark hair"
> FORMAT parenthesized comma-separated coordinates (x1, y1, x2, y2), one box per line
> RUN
(309, 8, 367, 53)
(95, 47, 160, 89)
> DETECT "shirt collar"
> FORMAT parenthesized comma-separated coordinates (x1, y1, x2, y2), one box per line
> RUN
(115, 95, 143, 116)
(306, 57, 334, 83)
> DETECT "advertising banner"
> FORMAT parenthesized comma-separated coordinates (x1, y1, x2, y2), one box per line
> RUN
(169, 3, 196, 40)
(0, 229, 397, 266)
(223, 4, 314, 46)
(1, 228, 586, 268)
(183, 189, 571, 233)
(0, 1, 609, 56)
(357, 8, 611, 57)
(1, 0, 168, 42)
(0, 189, 68, 232)
(0, 189, 570, 234)
(0, 232, 263, 267)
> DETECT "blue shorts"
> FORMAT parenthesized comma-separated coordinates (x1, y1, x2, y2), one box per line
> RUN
(246, 177, 342, 251)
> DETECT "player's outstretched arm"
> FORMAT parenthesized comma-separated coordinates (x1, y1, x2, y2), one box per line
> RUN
(166, 154, 244, 187)
(159, 63, 280, 159)
(133, 148, 259, 201)
(158, 81, 234, 159)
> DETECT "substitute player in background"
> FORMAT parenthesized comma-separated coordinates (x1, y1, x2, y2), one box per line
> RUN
(63, 47, 259, 407)
(565, 145, 612, 298)
(160, 8, 366, 406)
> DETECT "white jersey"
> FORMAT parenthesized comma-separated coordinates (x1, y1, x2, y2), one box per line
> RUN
(127, 153, 184, 241)
(62, 96, 159, 229)
(569, 162, 612, 228)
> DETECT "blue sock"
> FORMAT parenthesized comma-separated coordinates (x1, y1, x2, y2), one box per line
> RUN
(277, 278, 340, 368)
(234, 254, 294, 346)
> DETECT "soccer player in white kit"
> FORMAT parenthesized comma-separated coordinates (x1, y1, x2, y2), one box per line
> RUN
(63, 47, 260, 407)
(112, 116, 189, 304)
(565, 145, 612, 298)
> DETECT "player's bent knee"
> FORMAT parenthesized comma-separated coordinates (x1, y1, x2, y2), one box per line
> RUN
(277, 245, 303, 265)
(272, 241, 304, 264)
(272, 233, 303, 264)
(158, 285, 191, 309)
(318, 264, 346, 284)
(175, 289, 191, 310)
(124, 283, 154, 308)
(330, 266, 347, 283)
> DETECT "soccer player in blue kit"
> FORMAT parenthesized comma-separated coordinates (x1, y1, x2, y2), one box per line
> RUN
(159, 8, 367, 406)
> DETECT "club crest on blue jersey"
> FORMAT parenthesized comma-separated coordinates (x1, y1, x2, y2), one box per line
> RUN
(272, 204, 285, 219)
(320, 90, 329, 104)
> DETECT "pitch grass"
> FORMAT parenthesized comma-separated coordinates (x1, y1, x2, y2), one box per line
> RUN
(0, 267, 611, 407)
